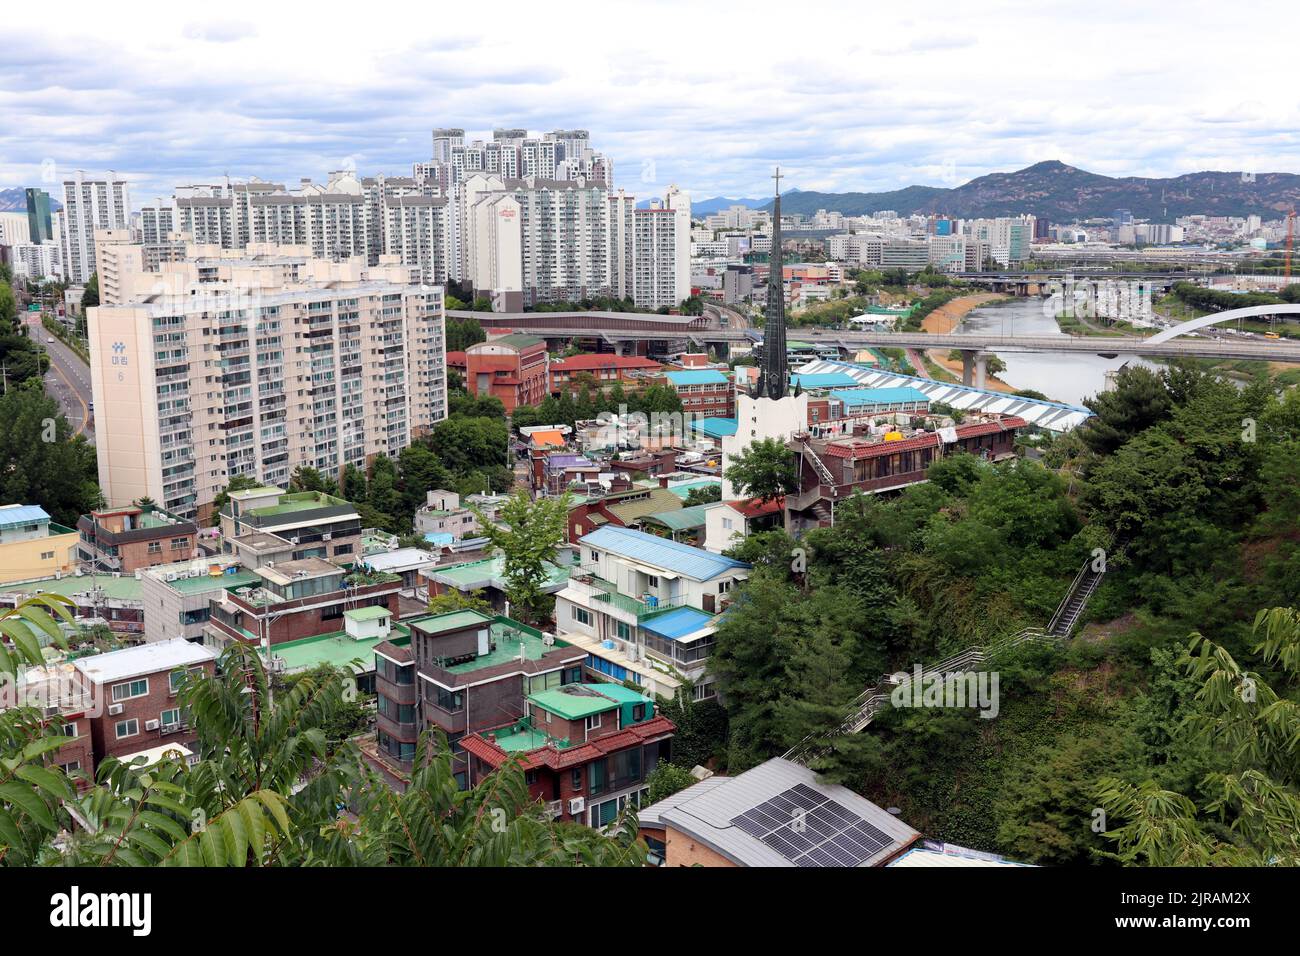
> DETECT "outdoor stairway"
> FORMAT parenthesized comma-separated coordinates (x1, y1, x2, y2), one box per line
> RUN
(783, 552, 1108, 766)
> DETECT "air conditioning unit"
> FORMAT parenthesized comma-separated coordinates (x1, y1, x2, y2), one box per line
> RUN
(546, 800, 564, 819)
(145, 719, 160, 731)
(568, 797, 586, 816)
(108, 704, 124, 716)
(322, 533, 332, 541)
(43, 704, 61, 718)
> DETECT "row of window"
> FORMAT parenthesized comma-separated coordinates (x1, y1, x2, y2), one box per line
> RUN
(114, 708, 184, 740)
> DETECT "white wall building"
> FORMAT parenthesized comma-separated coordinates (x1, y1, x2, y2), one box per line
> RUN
(61, 171, 131, 284)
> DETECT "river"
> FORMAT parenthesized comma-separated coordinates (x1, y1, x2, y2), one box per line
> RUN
(955, 297, 1152, 407)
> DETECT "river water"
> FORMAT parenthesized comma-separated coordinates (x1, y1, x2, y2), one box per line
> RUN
(955, 297, 1149, 407)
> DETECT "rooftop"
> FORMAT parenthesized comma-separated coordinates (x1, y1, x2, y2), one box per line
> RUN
(73, 637, 217, 685)
(162, 568, 261, 595)
(528, 684, 628, 720)
(266, 624, 411, 674)
(358, 547, 441, 574)
(426, 554, 570, 594)
(552, 354, 662, 372)
(690, 417, 737, 439)
(0, 573, 144, 602)
(664, 369, 728, 387)
(640, 605, 716, 641)
(246, 490, 353, 518)
(578, 525, 749, 582)
(830, 386, 931, 407)
(407, 608, 494, 637)
(0, 504, 52, 531)
(789, 372, 862, 390)
(640, 502, 721, 533)
(639, 757, 919, 867)
(344, 605, 392, 622)
(255, 557, 342, 587)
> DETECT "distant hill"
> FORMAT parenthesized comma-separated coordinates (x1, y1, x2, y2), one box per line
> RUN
(0, 187, 62, 214)
(770, 161, 1300, 223)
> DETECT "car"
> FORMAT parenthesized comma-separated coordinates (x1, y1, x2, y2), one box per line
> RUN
(46, 337, 55, 344)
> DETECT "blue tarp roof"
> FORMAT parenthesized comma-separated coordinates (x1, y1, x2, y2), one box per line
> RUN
(641, 606, 715, 640)
(790, 372, 861, 390)
(578, 525, 749, 581)
(829, 386, 930, 407)
(665, 369, 728, 387)
(691, 417, 737, 439)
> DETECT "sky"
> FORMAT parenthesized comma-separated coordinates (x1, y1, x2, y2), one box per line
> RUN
(4, 0, 1300, 207)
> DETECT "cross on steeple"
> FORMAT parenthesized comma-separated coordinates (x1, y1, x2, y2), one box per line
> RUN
(772, 166, 782, 197)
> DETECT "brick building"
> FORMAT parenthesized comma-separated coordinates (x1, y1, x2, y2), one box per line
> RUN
(76, 505, 199, 573)
(71, 638, 218, 765)
(549, 354, 663, 396)
(465, 333, 550, 412)
(662, 370, 733, 418)
(460, 682, 675, 827)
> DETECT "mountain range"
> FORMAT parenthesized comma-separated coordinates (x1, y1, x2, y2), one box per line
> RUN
(0, 187, 61, 214)
(768, 161, 1300, 223)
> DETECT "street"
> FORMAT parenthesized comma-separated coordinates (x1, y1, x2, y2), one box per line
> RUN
(24, 313, 95, 442)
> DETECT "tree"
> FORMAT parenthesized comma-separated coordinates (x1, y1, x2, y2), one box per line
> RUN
(210, 473, 262, 527)
(80, 273, 99, 310)
(683, 484, 722, 506)
(427, 589, 494, 616)
(723, 437, 797, 504)
(1096, 607, 1300, 866)
(1079, 364, 1173, 455)
(470, 491, 569, 624)
(290, 465, 338, 495)
(646, 762, 697, 804)
(0, 385, 103, 526)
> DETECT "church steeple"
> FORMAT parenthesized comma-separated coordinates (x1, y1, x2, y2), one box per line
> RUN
(757, 166, 788, 400)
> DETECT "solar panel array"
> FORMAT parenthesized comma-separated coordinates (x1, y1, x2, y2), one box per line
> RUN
(730, 783, 895, 867)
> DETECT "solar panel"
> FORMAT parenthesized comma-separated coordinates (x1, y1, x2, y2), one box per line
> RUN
(729, 785, 898, 867)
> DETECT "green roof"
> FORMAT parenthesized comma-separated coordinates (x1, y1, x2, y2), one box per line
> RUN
(445, 620, 566, 675)
(0, 573, 143, 601)
(528, 686, 620, 720)
(344, 605, 392, 622)
(606, 487, 682, 525)
(486, 333, 544, 349)
(407, 608, 494, 636)
(429, 555, 570, 593)
(248, 491, 350, 517)
(663, 479, 722, 500)
(266, 623, 411, 673)
(491, 726, 552, 753)
(641, 502, 718, 532)
(163, 570, 261, 595)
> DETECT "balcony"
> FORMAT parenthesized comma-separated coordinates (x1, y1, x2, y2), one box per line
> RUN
(569, 573, 685, 621)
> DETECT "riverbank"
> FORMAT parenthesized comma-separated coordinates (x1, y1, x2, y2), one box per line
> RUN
(919, 292, 1017, 392)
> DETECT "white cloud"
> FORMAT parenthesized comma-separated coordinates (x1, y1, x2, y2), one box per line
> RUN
(3, 0, 1299, 202)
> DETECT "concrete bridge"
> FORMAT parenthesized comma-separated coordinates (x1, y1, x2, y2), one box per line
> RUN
(450, 303, 1300, 384)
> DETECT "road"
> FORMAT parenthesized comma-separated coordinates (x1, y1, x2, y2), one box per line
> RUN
(24, 314, 94, 441)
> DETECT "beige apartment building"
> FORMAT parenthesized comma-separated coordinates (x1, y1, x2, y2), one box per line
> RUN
(87, 240, 447, 522)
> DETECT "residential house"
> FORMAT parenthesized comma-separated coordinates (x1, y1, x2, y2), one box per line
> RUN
(0, 504, 78, 584)
(219, 486, 362, 566)
(703, 497, 783, 554)
(76, 505, 199, 573)
(566, 485, 682, 543)
(555, 525, 749, 699)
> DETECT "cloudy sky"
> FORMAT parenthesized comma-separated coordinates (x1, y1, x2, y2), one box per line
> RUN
(3, 0, 1298, 206)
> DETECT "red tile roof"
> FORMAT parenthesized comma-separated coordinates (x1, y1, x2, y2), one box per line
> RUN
(728, 496, 784, 518)
(461, 714, 676, 772)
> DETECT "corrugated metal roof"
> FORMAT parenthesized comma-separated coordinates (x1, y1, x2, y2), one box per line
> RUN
(830, 386, 931, 406)
(640, 502, 722, 532)
(790, 372, 861, 389)
(578, 525, 749, 581)
(0, 505, 51, 530)
(691, 417, 738, 439)
(797, 359, 1093, 432)
(641, 606, 715, 640)
(606, 488, 681, 525)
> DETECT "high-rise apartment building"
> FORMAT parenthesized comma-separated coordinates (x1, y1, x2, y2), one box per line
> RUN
(26, 188, 54, 244)
(86, 243, 447, 521)
(61, 170, 131, 283)
(631, 185, 691, 309)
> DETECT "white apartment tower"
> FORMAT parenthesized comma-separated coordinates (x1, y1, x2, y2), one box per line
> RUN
(86, 245, 447, 520)
(61, 170, 131, 284)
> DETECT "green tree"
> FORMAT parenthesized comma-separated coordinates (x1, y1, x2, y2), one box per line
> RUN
(646, 762, 697, 804)
(80, 273, 99, 310)
(470, 491, 569, 624)
(0, 386, 103, 526)
(683, 484, 722, 506)
(723, 437, 797, 504)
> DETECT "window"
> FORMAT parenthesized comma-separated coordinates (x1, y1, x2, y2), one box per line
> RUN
(59, 761, 81, 775)
(115, 718, 139, 739)
(40, 550, 55, 561)
(585, 713, 602, 733)
(615, 620, 632, 641)
(111, 678, 148, 702)
(571, 768, 583, 792)
(572, 606, 592, 627)
(632, 703, 646, 722)
(147, 541, 162, 554)
(160, 708, 181, 728)
(645, 574, 660, 589)
(719, 580, 732, 594)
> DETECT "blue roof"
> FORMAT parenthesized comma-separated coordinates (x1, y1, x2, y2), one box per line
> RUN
(665, 370, 728, 387)
(578, 525, 750, 581)
(642, 606, 715, 640)
(691, 417, 737, 439)
(423, 532, 454, 546)
(790, 372, 861, 390)
(830, 386, 930, 407)
(0, 505, 51, 530)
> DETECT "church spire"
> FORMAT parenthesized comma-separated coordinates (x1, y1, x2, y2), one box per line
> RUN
(758, 166, 788, 400)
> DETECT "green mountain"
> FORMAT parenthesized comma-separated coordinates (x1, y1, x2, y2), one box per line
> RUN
(772, 161, 1300, 223)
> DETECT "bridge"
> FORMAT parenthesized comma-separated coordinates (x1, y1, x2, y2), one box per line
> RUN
(450, 303, 1300, 383)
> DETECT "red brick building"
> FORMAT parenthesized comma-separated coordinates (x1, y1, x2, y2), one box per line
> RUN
(71, 638, 218, 765)
(206, 557, 401, 648)
(550, 354, 663, 396)
(662, 370, 734, 418)
(76, 505, 199, 573)
(466, 333, 550, 412)
(460, 683, 675, 827)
